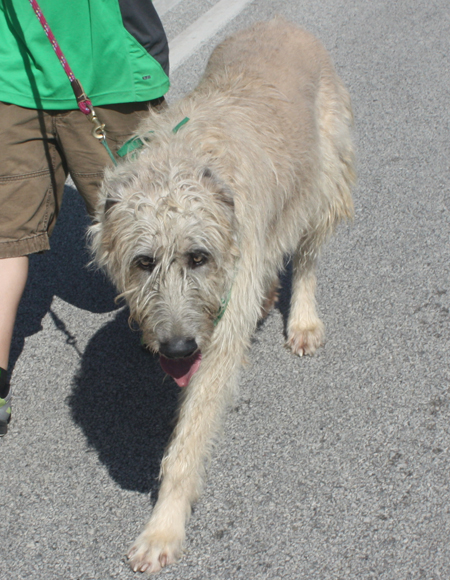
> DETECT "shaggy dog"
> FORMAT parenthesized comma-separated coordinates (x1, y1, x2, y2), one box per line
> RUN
(90, 17, 355, 574)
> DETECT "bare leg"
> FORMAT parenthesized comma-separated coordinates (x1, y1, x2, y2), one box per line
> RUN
(0, 256, 29, 369)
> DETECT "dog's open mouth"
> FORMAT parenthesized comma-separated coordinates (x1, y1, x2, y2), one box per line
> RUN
(159, 351, 202, 387)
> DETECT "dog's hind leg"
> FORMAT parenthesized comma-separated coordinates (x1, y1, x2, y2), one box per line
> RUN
(127, 336, 243, 574)
(287, 236, 324, 356)
(287, 71, 355, 357)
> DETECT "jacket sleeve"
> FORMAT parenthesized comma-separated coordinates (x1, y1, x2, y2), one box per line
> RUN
(118, 0, 170, 76)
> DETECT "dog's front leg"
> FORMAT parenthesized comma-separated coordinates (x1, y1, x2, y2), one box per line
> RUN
(287, 237, 325, 356)
(128, 336, 243, 574)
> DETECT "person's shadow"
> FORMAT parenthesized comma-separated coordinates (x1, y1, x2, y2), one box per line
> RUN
(12, 184, 292, 496)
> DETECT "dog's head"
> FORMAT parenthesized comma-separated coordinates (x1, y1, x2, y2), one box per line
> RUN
(89, 157, 239, 387)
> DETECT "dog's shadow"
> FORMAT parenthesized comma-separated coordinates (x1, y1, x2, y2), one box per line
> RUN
(69, 314, 179, 495)
(70, 268, 292, 496)
(71, 267, 292, 496)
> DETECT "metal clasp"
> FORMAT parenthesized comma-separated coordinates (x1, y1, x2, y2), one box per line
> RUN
(83, 103, 117, 166)
(84, 104, 106, 140)
(90, 114, 106, 141)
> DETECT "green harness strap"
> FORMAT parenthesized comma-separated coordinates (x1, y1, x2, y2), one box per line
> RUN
(117, 117, 190, 158)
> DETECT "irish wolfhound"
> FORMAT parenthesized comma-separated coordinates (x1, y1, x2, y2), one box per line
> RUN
(90, 16, 355, 574)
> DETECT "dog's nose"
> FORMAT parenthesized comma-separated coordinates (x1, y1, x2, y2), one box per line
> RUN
(159, 337, 198, 359)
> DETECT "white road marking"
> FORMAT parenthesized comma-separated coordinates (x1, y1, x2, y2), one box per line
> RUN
(168, 0, 255, 72)
(153, 0, 183, 17)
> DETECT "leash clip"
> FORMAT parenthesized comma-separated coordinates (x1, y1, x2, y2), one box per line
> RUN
(86, 105, 118, 167)
(89, 111, 106, 141)
(82, 100, 106, 140)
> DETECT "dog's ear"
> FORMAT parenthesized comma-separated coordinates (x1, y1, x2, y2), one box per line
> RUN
(200, 167, 234, 210)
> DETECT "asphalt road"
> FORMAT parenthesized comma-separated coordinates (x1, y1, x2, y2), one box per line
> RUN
(1, 1, 450, 579)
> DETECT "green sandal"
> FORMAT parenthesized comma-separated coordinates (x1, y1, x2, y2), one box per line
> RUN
(0, 385, 12, 436)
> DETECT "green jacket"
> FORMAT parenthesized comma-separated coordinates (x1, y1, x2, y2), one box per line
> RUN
(0, 0, 170, 109)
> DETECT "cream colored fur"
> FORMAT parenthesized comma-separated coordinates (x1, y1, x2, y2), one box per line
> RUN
(89, 17, 355, 574)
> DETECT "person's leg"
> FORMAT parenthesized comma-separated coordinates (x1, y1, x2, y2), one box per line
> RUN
(0, 256, 28, 434)
(0, 103, 66, 435)
(0, 256, 29, 372)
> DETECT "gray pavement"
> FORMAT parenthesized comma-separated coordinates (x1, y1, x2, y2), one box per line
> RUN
(1, 1, 450, 578)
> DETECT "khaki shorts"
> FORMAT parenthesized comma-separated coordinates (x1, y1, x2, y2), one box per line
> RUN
(0, 99, 164, 258)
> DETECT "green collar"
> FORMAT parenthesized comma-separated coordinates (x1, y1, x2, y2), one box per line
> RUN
(213, 286, 233, 326)
(117, 117, 190, 158)
(213, 261, 240, 326)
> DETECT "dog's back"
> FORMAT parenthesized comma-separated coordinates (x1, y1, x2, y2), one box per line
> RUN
(206, 17, 331, 102)
(196, 16, 355, 247)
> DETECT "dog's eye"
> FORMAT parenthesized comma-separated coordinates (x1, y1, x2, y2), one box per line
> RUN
(134, 255, 156, 272)
(189, 252, 209, 268)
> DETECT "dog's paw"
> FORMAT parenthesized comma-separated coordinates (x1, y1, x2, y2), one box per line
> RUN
(287, 320, 324, 356)
(128, 529, 183, 574)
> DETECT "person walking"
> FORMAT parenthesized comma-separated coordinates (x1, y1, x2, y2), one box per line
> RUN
(0, 0, 170, 435)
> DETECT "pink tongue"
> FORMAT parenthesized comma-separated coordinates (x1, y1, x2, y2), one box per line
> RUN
(160, 351, 202, 387)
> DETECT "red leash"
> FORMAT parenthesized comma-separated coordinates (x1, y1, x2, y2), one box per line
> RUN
(28, 0, 118, 165)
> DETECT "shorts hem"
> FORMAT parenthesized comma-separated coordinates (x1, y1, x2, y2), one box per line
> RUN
(70, 170, 105, 178)
(0, 233, 50, 258)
